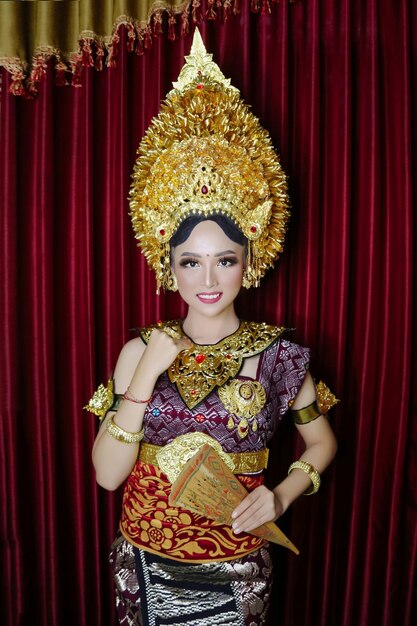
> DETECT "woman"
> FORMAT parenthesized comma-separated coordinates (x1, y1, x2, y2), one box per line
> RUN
(88, 31, 337, 626)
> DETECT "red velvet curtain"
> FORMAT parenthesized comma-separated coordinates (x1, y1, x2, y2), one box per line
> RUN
(1, 1, 416, 625)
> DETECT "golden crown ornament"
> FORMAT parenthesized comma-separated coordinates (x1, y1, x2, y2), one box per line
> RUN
(129, 29, 290, 293)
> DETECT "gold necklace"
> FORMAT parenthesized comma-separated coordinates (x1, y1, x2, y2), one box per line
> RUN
(140, 320, 285, 409)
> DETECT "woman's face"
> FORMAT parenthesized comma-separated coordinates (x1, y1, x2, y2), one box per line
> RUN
(171, 220, 245, 319)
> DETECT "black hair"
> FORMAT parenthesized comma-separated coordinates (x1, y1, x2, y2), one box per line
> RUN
(170, 214, 246, 248)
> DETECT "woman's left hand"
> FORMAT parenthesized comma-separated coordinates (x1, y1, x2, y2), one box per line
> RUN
(231, 485, 284, 534)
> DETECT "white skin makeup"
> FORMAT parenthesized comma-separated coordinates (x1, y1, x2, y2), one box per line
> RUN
(171, 220, 246, 343)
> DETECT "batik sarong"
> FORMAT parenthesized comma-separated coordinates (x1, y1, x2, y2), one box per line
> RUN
(110, 533, 273, 626)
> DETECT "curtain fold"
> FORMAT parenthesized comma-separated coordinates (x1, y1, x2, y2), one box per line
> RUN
(1, 1, 416, 625)
(0, 0, 187, 57)
(0, 0, 292, 95)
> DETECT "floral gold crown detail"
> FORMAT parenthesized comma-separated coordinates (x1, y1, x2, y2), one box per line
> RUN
(129, 29, 290, 291)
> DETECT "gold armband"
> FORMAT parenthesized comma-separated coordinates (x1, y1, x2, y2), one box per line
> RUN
(110, 394, 123, 412)
(288, 380, 340, 424)
(288, 400, 321, 425)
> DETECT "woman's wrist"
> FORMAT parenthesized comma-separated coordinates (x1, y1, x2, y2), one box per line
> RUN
(127, 367, 159, 400)
(273, 469, 313, 513)
(123, 387, 152, 405)
(272, 485, 292, 516)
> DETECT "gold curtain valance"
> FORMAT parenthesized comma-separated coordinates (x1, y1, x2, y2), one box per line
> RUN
(0, 0, 293, 96)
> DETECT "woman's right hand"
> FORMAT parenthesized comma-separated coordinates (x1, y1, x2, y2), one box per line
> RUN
(135, 328, 192, 381)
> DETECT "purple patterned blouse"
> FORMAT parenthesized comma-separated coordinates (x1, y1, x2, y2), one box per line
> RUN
(140, 335, 310, 454)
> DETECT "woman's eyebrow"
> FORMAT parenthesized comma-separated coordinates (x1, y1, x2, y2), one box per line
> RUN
(180, 250, 237, 257)
(214, 250, 238, 257)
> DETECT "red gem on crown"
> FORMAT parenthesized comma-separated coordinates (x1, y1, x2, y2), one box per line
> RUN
(197, 83, 204, 89)
(201, 185, 208, 195)
(195, 354, 206, 364)
(191, 390, 196, 396)
(226, 354, 232, 359)
(159, 228, 166, 236)
(250, 225, 257, 233)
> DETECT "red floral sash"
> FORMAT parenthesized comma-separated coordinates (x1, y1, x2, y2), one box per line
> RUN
(120, 459, 266, 563)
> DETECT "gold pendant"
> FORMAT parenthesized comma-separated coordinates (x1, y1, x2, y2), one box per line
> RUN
(237, 418, 249, 439)
(218, 380, 266, 418)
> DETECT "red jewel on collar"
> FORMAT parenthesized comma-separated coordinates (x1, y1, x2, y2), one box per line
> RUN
(195, 354, 206, 364)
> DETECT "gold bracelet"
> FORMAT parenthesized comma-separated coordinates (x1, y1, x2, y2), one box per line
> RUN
(288, 460, 321, 495)
(105, 416, 145, 444)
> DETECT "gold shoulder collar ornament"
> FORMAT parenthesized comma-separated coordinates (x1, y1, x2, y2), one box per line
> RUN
(129, 29, 290, 293)
(140, 320, 285, 409)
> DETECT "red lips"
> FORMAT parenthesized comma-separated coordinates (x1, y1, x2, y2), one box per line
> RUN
(196, 292, 222, 304)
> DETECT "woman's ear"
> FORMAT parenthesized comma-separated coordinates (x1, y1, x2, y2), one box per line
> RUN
(171, 274, 178, 291)
(170, 251, 178, 291)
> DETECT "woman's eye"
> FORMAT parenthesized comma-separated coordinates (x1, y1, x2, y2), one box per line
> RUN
(180, 259, 200, 268)
(218, 257, 238, 267)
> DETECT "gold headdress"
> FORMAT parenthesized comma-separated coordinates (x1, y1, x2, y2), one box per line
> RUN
(129, 29, 290, 292)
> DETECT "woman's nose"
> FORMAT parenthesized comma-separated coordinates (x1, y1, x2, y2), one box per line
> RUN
(202, 264, 217, 288)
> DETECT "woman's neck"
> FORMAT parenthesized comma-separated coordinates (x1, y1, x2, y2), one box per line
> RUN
(182, 311, 240, 345)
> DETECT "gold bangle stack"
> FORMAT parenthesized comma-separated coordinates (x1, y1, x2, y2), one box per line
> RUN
(288, 460, 321, 495)
(106, 416, 145, 445)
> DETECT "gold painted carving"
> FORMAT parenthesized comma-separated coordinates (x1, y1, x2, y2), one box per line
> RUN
(316, 380, 340, 414)
(155, 432, 235, 484)
(84, 378, 114, 421)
